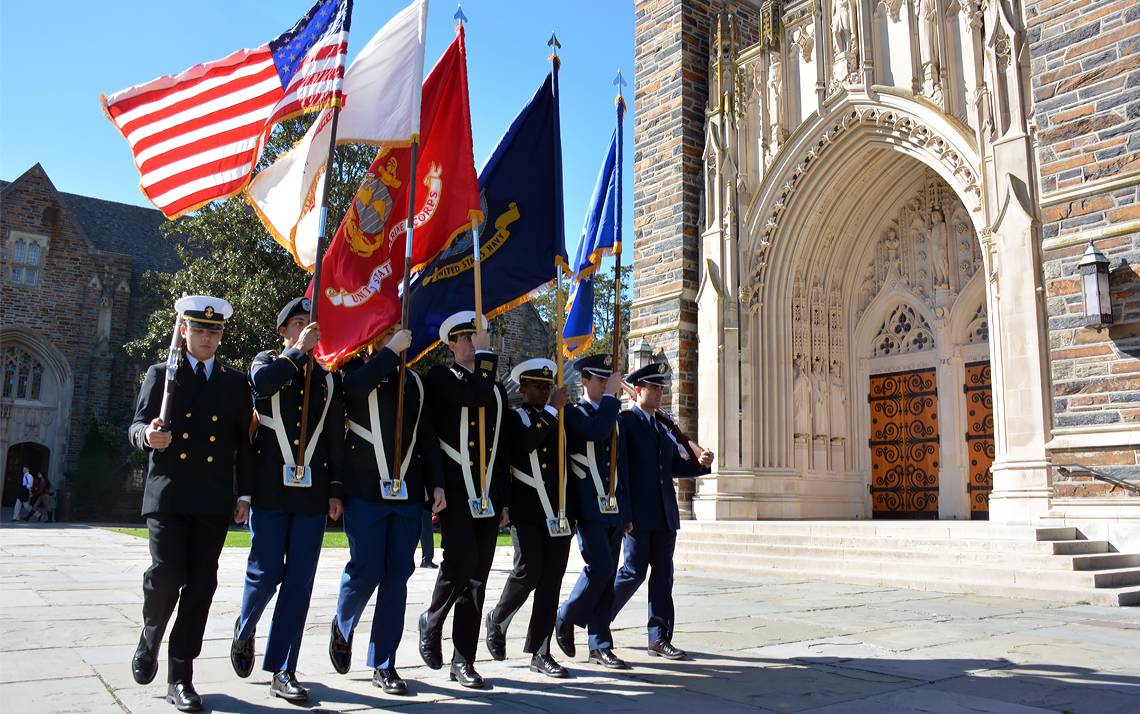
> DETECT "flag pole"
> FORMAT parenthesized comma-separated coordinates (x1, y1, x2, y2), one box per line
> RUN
(606, 71, 626, 508)
(550, 33, 568, 529)
(296, 106, 342, 470)
(389, 1, 435, 498)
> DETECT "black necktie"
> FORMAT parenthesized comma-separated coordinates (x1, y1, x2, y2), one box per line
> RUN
(195, 361, 207, 385)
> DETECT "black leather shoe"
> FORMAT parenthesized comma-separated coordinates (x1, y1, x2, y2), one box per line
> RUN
(648, 638, 688, 660)
(372, 667, 408, 695)
(554, 613, 576, 658)
(420, 560, 438, 568)
(530, 653, 569, 678)
(131, 633, 158, 685)
(449, 661, 484, 689)
(166, 681, 202, 712)
(485, 611, 506, 661)
(229, 617, 255, 678)
(418, 611, 442, 670)
(329, 618, 352, 674)
(269, 670, 308, 702)
(588, 647, 628, 669)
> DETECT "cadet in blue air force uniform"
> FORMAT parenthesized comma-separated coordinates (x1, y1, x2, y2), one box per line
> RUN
(229, 297, 344, 704)
(609, 362, 713, 661)
(555, 353, 632, 670)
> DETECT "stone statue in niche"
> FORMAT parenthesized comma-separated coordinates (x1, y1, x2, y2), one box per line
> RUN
(811, 358, 829, 439)
(829, 361, 847, 442)
(884, 227, 900, 264)
(767, 55, 783, 151)
(929, 208, 950, 289)
(831, 0, 853, 57)
(918, 0, 942, 99)
(793, 355, 811, 438)
(97, 292, 112, 344)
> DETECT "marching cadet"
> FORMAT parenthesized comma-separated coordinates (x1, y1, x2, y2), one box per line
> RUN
(485, 358, 572, 678)
(555, 353, 631, 670)
(128, 296, 252, 713)
(609, 363, 713, 661)
(418, 311, 509, 689)
(228, 297, 344, 704)
(328, 326, 446, 695)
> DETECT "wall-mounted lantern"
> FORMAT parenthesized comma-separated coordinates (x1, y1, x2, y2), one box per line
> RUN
(1078, 241, 1112, 329)
(633, 339, 654, 370)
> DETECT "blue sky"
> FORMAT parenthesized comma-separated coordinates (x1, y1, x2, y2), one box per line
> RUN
(0, 0, 633, 257)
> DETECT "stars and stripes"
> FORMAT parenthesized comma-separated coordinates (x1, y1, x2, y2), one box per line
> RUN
(101, 0, 352, 219)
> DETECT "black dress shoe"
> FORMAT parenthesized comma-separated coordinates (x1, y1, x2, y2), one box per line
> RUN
(420, 560, 438, 568)
(530, 653, 569, 678)
(131, 633, 158, 685)
(554, 614, 576, 658)
(372, 667, 408, 695)
(418, 611, 442, 670)
(485, 611, 506, 661)
(588, 647, 628, 669)
(449, 661, 484, 689)
(329, 618, 352, 674)
(648, 638, 688, 660)
(269, 670, 308, 702)
(166, 681, 202, 712)
(229, 617, 255, 678)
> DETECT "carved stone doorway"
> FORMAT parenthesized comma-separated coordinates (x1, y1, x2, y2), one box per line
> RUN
(869, 368, 940, 519)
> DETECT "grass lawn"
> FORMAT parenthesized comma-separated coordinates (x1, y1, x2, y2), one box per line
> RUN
(106, 527, 512, 549)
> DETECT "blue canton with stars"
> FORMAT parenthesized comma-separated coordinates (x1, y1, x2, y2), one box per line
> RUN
(268, 0, 352, 89)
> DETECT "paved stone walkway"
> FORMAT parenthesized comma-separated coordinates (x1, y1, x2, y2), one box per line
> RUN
(1, 524, 1138, 713)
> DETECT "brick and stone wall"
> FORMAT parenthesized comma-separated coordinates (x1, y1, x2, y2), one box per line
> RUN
(632, 0, 758, 437)
(1028, 0, 1140, 484)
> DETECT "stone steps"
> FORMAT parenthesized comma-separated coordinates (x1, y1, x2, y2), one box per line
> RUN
(673, 521, 1140, 607)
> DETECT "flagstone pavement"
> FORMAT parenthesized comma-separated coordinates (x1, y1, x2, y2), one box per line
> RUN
(1, 524, 1138, 713)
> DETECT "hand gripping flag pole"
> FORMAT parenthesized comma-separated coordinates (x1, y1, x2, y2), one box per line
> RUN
(606, 69, 627, 510)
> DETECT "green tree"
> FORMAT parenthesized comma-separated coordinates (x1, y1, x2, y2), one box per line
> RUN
(530, 264, 632, 359)
(123, 118, 376, 371)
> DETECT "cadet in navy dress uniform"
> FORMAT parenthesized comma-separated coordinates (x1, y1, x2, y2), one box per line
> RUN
(485, 358, 573, 678)
(555, 353, 632, 670)
(228, 297, 344, 703)
(328, 327, 446, 695)
(128, 296, 253, 713)
(418, 311, 509, 689)
(609, 363, 713, 661)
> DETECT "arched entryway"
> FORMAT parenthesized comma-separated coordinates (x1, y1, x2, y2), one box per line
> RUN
(3, 442, 49, 508)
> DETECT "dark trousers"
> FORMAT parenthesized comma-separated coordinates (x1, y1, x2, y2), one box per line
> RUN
(335, 498, 421, 669)
(610, 528, 678, 645)
(419, 510, 435, 564)
(236, 507, 326, 673)
(558, 521, 623, 650)
(422, 511, 499, 664)
(141, 513, 229, 682)
(490, 522, 572, 655)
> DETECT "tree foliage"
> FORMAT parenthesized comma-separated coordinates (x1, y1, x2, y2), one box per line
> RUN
(530, 264, 633, 360)
(123, 118, 376, 372)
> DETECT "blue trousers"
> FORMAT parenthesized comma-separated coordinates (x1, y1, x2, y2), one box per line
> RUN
(334, 497, 421, 669)
(610, 528, 677, 645)
(237, 507, 326, 673)
(558, 521, 623, 651)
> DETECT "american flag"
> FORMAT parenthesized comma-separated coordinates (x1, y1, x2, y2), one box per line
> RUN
(102, 0, 352, 219)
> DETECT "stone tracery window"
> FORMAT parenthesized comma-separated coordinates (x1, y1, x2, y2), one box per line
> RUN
(8, 232, 47, 286)
(872, 303, 935, 357)
(966, 304, 989, 344)
(1, 346, 44, 401)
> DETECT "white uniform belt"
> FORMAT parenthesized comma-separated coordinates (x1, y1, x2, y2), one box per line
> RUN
(570, 444, 609, 502)
(439, 387, 503, 502)
(345, 371, 423, 484)
(258, 371, 333, 467)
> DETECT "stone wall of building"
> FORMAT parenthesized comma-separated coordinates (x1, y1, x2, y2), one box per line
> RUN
(1029, 0, 1140, 483)
(631, 0, 758, 436)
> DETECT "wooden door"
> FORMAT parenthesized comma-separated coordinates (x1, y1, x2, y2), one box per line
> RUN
(964, 361, 995, 520)
(869, 368, 940, 519)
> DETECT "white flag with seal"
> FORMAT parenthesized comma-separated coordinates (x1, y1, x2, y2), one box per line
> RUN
(247, 0, 428, 270)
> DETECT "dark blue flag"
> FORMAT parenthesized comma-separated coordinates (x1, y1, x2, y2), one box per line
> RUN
(407, 70, 565, 362)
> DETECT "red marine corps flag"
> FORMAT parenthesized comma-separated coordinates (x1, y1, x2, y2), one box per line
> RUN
(312, 27, 480, 369)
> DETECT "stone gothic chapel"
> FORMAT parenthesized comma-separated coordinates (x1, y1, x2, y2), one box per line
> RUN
(631, 0, 1140, 545)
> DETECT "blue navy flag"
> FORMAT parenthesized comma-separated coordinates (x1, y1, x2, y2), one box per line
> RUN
(406, 71, 566, 362)
(563, 96, 625, 358)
